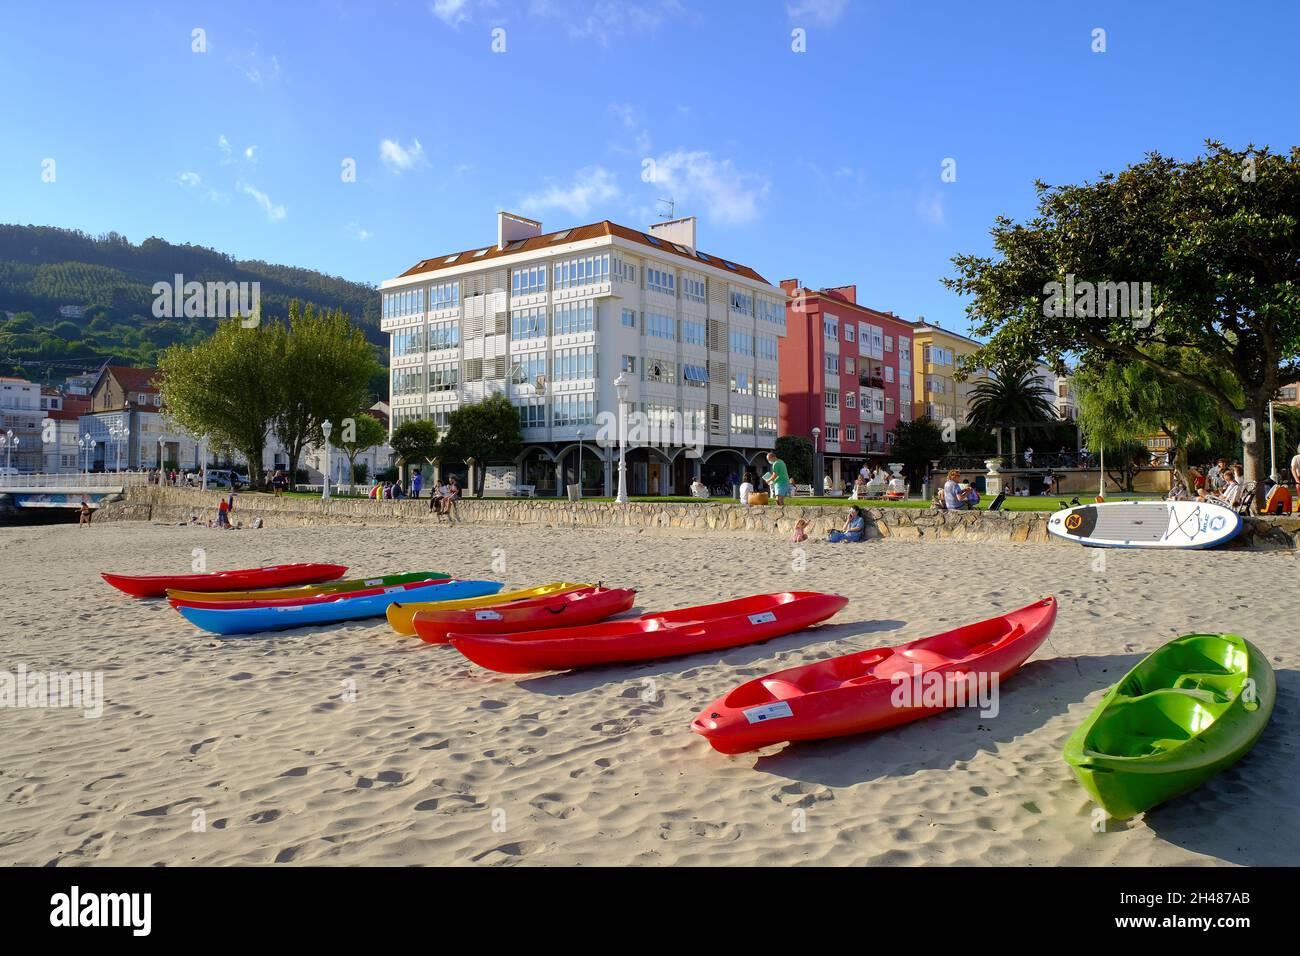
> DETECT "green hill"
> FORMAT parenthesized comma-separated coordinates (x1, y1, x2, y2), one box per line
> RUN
(0, 224, 385, 390)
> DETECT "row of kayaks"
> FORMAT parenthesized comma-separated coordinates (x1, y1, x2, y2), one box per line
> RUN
(102, 564, 1275, 819)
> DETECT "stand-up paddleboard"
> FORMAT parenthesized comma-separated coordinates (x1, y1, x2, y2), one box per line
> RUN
(1047, 500, 1241, 549)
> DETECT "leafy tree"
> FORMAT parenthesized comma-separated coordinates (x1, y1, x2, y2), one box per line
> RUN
(436, 394, 523, 495)
(158, 318, 283, 487)
(272, 300, 379, 480)
(886, 417, 948, 491)
(389, 419, 441, 477)
(338, 412, 388, 486)
(1099, 440, 1152, 493)
(965, 363, 1058, 457)
(945, 141, 1300, 507)
(1074, 346, 1239, 483)
(774, 435, 813, 484)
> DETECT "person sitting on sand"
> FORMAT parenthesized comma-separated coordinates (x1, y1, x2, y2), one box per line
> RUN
(762, 452, 791, 506)
(739, 472, 755, 506)
(792, 518, 808, 543)
(827, 506, 866, 543)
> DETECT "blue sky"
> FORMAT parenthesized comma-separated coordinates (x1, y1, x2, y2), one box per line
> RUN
(2, 0, 1297, 334)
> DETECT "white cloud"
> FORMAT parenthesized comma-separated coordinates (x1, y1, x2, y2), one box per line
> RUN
(379, 138, 428, 174)
(218, 135, 232, 160)
(430, 0, 473, 25)
(175, 172, 202, 189)
(648, 151, 769, 225)
(915, 189, 946, 225)
(347, 222, 373, 242)
(606, 102, 653, 155)
(240, 182, 286, 222)
(520, 166, 621, 218)
(787, 0, 849, 25)
(244, 145, 258, 162)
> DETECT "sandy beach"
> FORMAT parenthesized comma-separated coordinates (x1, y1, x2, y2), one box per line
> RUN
(1, 519, 1295, 867)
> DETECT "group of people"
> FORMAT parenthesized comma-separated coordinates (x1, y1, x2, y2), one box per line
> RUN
(1179, 447, 1300, 514)
(938, 468, 982, 510)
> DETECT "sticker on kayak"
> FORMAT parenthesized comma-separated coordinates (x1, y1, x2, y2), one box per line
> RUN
(748, 611, 777, 626)
(743, 701, 794, 724)
(276, 605, 306, 612)
(364, 578, 382, 587)
(384, 586, 402, 593)
(474, 609, 504, 621)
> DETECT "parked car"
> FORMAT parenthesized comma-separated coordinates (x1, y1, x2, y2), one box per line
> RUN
(0, 466, 22, 478)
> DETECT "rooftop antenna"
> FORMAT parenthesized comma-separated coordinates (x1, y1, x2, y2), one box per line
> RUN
(656, 197, 676, 220)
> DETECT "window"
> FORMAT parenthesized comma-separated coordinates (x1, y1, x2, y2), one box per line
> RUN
(825, 424, 840, 443)
(621, 355, 636, 374)
(553, 394, 594, 427)
(391, 326, 426, 357)
(729, 330, 754, 356)
(509, 353, 547, 389)
(621, 308, 637, 328)
(555, 253, 610, 290)
(683, 364, 708, 387)
(756, 377, 777, 399)
(845, 357, 856, 375)
(554, 300, 595, 336)
(511, 265, 547, 297)
(729, 289, 754, 316)
(645, 358, 676, 385)
(429, 321, 460, 351)
(392, 367, 427, 396)
(613, 257, 636, 283)
(884, 335, 893, 352)
(681, 320, 706, 346)
(730, 370, 754, 395)
(825, 390, 839, 409)
(756, 297, 785, 327)
(682, 275, 706, 303)
(757, 336, 778, 362)
(429, 363, 459, 392)
(729, 412, 754, 435)
(825, 355, 839, 374)
(885, 366, 895, 383)
(511, 307, 547, 340)
(430, 281, 459, 311)
(845, 426, 857, 443)
(844, 324, 855, 343)
(758, 415, 778, 436)
(1281, 386, 1298, 400)
(845, 391, 856, 409)
(553, 347, 595, 381)
(823, 316, 838, 339)
(518, 403, 546, 429)
(885, 398, 895, 415)
(646, 265, 676, 296)
(646, 312, 676, 340)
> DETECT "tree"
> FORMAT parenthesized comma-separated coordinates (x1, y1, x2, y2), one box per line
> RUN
(272, 300, 379, 480)
(389, 419, 440, 479)
(945, 141, 1300, 507)
(774, 435, 813, 484)
(1073, 346, 1239, 483)
(1098, 440, 1152, 493)
(965, 363, 1058, 458)
(436, 394, 523, 495)
(338, 413, 387, 486)
(158, 318, 283, 487)
(886, 417, 948, 491)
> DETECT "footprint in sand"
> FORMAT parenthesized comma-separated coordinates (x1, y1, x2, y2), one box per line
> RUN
(248, 809, 281, 824)
(591, 717, 638, 737)
(189, 737, 219, 755)
(471, 841, 540, 866)
(772, 781, 834, 809)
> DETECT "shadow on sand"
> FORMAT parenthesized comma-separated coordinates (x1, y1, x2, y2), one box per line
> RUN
(511, 617, 909, 697)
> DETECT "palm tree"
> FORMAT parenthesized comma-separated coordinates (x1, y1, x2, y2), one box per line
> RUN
(966, 365, 1058, 460)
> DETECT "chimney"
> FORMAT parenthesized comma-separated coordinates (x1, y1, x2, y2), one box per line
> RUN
(648, 215, 696, 250)
(497, 211, 542, 250)
(780, 278, 800, 293)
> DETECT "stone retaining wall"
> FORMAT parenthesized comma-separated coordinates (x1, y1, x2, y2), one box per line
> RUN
(93, 485, 1299, 550)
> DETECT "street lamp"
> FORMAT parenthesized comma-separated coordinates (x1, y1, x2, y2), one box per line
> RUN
(82, 433, 94, 477)
(2, 430, 17, 472)
(811, 426, 821, 494)
(321, 420, 332, 500)
(158, 436, 166, 482)
(614, 372, 629, 504)
(576, 429, 584, 501)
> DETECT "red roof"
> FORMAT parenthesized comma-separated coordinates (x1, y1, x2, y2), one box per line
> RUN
(107, 366, 160, 394)
(398, 219, 771, 285)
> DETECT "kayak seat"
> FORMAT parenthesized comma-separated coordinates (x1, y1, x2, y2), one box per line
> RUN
(760, 679, 809, 700)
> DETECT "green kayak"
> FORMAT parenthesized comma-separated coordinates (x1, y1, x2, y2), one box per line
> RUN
(1063, 633, 1274, 819)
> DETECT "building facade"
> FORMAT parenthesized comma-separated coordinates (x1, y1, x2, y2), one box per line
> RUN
(910, 322, 987, 424)
(777, 281, 915, 486)
(0, 375, 43, 472)
(380, 213, 787, 496)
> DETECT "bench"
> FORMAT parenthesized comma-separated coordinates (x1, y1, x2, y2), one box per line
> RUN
(793, 484, 815, 497)
(511, 484, 536, 498)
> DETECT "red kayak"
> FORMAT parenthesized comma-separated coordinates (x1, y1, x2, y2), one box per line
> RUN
(449, 591, 848, 674)
(413, 586, 634, 645)
(692, 597, 1057, 755)
(169, 576, 452, 610)
(102, 563, 348, 599)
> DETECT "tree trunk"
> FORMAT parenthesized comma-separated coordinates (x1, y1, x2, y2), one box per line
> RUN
(1240, 399, 1268, 510)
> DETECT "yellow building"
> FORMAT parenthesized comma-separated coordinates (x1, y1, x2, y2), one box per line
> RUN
(910, 322, 986, 424)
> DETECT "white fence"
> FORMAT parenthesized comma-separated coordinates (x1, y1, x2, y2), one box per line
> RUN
(0, 472, 150, 489)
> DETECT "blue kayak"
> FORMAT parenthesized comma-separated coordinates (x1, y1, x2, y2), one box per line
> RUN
(177, 579, 504, 635)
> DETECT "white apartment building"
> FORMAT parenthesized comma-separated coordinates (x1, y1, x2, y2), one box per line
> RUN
(1031, 361, 1077, 422)
(380, 213, 787, 496)
(0, 375, 44, 472)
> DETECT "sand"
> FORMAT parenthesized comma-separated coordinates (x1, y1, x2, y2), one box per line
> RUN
(0, 519, 1295, 867)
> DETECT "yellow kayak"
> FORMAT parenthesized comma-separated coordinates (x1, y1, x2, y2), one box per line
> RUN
(166, 570, 448, 603)
(386, 582, 592, 635)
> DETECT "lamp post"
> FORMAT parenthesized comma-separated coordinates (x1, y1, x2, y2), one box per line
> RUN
(1268, 400, 1278, 481)
(2, 430, 16, 472)
(158, 436, 167, 482)
(614, 372, 629, 504)
(811, 426, 821, 495)
(82, 434, 94, 477)
(321, 420, 332, 500)
(576, 429, 584, 500)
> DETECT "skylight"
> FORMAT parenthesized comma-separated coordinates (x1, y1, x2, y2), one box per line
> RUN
(696, 251, 712, 263)
(549, 229, 572, 241)
(643, 233, 663, 246)
(505, 239, 527, 250)
(723, 260, 739, 272)
(472, 248, 489, 257)
(672, 244, 690, 255)
(443, 254, 460, 263)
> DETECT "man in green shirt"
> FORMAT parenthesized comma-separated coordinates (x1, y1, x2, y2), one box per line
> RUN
(764, 452, 792, 505)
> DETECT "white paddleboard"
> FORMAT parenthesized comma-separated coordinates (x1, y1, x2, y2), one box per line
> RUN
(1046, 500, 1242, 549)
